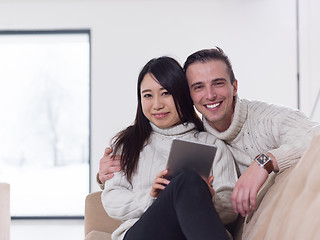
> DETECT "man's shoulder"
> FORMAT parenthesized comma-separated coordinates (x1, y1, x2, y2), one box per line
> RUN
(243, 98, 296, 115)
(240, 98, 312, 125)
(242, 98, 274, 108)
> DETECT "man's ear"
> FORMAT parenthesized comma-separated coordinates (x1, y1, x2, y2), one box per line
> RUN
(233, 79, 238, 96)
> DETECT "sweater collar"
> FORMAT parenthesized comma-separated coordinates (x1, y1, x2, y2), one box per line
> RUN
(203, 95, 248, 142)
(150, 122, 196, 136)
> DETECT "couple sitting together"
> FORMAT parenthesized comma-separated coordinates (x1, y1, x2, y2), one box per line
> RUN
(97, 47, 320, 240)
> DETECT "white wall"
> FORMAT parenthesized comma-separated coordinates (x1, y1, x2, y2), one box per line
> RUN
(299, 0, 320, 121)
(0, 0, 300, 192)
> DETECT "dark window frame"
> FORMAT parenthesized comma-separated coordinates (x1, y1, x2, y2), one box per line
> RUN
(0, 29, 91, 220)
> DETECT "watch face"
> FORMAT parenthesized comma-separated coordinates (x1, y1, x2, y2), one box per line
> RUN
(257, 154, 270, 165)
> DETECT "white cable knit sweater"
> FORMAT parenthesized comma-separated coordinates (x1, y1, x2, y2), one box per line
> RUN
(203, 96, 320, 174)
(102, 122, 238, 240)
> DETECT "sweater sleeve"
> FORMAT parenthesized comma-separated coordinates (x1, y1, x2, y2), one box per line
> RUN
(203, 135, 239, 225)
(101, 171, 155, 221)
(267, 109, 320, 172)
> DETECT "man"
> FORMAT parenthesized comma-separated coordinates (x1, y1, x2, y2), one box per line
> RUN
(98, 47, 320, 217)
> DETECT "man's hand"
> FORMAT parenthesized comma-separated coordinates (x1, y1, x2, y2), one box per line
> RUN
(231, 162, 268, 217)
(150, 170, 170, 198)
(98, 147, 121, 184)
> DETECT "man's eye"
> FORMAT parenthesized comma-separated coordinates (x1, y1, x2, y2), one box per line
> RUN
(194, 85, 203, 90)
(214, 81, 225, 86)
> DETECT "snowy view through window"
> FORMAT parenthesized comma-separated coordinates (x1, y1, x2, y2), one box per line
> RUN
(0, 31, 90, 217)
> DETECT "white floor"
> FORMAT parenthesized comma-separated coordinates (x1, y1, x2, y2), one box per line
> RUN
(11, 219, 84, 240)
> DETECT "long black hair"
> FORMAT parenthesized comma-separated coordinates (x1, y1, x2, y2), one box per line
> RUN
(112, 56, 203, 182)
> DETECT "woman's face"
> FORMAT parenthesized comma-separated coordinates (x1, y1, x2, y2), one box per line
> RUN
(140, 73, 180, 129)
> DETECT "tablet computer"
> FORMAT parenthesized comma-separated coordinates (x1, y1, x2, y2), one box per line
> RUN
(166, 138, 217, 180)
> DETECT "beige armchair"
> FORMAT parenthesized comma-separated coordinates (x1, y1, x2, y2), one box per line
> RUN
(84, 191, 120, 240)
(0, 183, 10, 240)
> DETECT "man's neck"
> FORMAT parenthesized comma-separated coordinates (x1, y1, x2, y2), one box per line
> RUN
(208, 100, 236, 132)
(208, 116, 233, 132)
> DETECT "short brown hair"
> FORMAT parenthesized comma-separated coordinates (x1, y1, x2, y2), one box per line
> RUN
(183, 47, 236, 84)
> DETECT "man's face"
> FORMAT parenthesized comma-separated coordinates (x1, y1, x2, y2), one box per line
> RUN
(186, 60, 238, 132)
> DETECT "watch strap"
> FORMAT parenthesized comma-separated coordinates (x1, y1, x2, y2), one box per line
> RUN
(263, 160, 273, 174)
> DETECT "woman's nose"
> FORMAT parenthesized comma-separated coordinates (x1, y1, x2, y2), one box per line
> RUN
(153, 97, 164, 110)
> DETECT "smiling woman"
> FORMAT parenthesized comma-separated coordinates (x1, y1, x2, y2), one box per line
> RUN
(0, 30, 90, 217)
(140, 73, 181, 129)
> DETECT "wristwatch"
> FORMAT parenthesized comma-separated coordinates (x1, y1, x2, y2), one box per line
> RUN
(254, 153, 274, 174)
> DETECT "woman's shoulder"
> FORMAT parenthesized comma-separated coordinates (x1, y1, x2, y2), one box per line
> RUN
(191, 131, 221, 145)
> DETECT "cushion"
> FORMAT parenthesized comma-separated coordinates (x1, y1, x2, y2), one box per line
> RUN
(242, 134, 320, 240)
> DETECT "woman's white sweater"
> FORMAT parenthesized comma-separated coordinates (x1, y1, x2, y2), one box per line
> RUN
(102, 123, 238, 240)
(203, 96, 320, 174)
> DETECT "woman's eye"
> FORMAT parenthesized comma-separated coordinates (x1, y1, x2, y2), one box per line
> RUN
(143, 94, 152, 98)
(162, 91, 170, 96)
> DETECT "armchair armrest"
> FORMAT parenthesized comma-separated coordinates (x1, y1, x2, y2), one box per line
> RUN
(0, 182, 10, 240)
(84, 191, 121, 236)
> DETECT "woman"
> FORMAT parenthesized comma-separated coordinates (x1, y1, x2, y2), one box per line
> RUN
(101, 57, 238, 240)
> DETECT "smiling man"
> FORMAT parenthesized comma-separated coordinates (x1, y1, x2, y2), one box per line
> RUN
(183, 47, 320, 217)
(186, 59, 237, 133)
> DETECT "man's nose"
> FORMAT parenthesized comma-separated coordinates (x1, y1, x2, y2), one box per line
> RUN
(205, 86, 217, 100)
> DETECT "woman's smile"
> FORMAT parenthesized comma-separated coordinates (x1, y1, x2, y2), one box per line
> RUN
(153, 112, 169, 119)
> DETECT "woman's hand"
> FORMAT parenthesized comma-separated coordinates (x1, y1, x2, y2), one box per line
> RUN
(150, 169, 170, 198)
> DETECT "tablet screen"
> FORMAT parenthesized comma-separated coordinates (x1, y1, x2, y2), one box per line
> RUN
(166, 138, 217, 180)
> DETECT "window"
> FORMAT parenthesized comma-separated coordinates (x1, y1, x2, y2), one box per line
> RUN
(0, 30, 90, 217)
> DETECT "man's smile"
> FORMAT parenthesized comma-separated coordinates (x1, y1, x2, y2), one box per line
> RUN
(204, 102, 222, 109)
